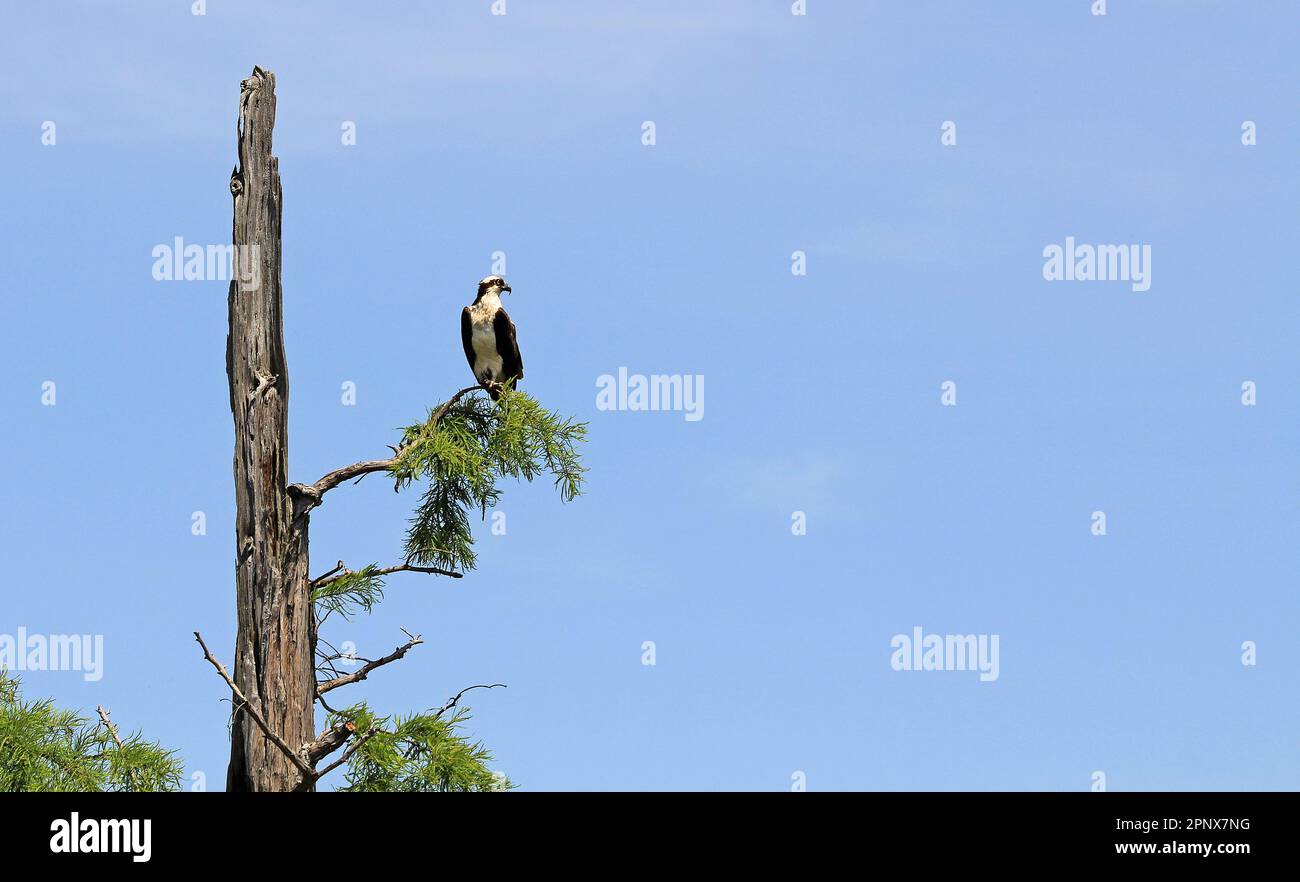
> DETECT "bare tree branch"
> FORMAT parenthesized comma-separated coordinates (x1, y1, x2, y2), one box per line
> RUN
(95, 706, 141, 791)
(314, 636, 358, 681)
(303, 719, 356, 766)
(316, 691, 346, 718)
(292, 458, 394, 502)
(295, 727, 378, 792)
(432, 683, 507, 719)
(310, 560, 346, 585)
(288, 385, 485, 513)
(378, 563, 461, 579)
(316, 632, 424, 696)
(312, 561, 462, 590)
(193, 631, 315, 778)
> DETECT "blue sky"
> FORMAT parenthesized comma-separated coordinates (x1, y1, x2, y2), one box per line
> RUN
(2, 1, 1297, 791)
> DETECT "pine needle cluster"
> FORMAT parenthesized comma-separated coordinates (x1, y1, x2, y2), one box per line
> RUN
(0, 672, 183, 792)
(327, 702, 512, 792)
(312, 564, 386, 621)
(393, 388, 587, 574)
(313, 388, 585, 790)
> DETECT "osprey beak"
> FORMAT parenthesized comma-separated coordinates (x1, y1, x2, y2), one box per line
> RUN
(502, 284, 512, 294)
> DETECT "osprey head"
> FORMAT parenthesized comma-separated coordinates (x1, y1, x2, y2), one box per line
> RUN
(477, 275, 511, 296)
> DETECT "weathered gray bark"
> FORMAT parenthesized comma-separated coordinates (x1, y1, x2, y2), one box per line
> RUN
(225, 67, 315, 792)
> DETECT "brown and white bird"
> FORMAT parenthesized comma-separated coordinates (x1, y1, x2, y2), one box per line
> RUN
(461, 275, 523, 400)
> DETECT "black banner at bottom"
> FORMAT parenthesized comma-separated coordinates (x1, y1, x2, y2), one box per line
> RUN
(0, 792, 1283, 866)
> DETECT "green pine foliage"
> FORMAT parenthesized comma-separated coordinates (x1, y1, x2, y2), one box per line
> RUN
(0, 672, 183, 792)
(393, 387, 587, 574)
(315, 387, 585, 791)
(327, 702, 512, 792)
(312, 564, 386, 621)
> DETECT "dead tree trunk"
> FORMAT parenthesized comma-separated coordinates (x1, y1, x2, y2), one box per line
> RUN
(225, 67, 315, 792)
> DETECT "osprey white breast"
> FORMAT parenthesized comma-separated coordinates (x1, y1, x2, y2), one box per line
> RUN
(468, 298, 504, 380)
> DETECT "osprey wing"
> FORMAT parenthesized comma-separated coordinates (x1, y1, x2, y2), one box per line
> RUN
(493, 306, 523, 386)
(460, 307, 476, 373)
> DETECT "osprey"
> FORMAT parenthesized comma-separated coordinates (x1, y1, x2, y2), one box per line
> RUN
(461, 275, 523, 400)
